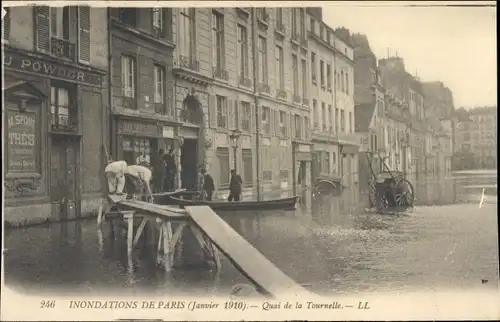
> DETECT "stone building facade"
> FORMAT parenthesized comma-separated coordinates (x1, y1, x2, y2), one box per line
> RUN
(171, 7, 313, 199)
(3, 5, 108, 225)
(108, 8, 178, 186)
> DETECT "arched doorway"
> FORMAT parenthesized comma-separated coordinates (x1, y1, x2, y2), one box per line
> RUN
(180, 92, 203, 191)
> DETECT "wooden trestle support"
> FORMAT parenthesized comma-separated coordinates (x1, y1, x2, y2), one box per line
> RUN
(97, 196, 221, 274)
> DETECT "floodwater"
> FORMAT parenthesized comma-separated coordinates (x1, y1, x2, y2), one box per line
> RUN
(4, 171, 499, 297)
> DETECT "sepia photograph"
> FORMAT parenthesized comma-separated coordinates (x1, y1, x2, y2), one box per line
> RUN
(1, 1, 498, 320)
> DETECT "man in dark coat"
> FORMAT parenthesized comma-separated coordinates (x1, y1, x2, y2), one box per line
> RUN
(151, 149, 166, 193)
(228, 169, 243, 202)
(201, 168, 215, 201)
(163, 147, 177, 191)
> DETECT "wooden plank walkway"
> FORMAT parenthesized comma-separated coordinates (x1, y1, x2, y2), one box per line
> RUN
(185, 205, 311, 298)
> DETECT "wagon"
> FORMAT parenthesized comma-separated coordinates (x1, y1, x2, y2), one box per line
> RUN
(366, 152, 415, 213)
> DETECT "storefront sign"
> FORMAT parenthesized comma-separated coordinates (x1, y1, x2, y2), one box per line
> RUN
(3, 50, 104, 87)
(119, 120, 159, 137)
(7, 109, 37, 172)
(162, 126, 175, 138)
(298, 144, 311, 153)
(296, 151, 312, 162)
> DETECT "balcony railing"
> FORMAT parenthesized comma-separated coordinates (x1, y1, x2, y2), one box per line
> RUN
(213, 66, 229, 81)
(179, 55, 200, 72)
(239, 75, 252, 87)
(51, 115, 78, 133)
(122, 97, 137, 109)
(276, 23, 286, 35)
(257, 10, 269, 23)
(276, 89, 287, 99)
(293, 94, 301, 104)
(258, 83, 271, 94)
(51, 38, 76, 60)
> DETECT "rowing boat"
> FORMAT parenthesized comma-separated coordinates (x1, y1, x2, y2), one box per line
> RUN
(164, 195, 299, 211)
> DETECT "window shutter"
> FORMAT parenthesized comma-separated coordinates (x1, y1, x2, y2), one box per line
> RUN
(209, 95, 217, 128)
(35, 6, 51, 52)
(237, 101, 243, 131)
(78, 6, 91, 64)
(269, 109, 274, 136)
(250, 103, 256, 134)
(291, 113, 296, 137)
(275, 110, 281, 137)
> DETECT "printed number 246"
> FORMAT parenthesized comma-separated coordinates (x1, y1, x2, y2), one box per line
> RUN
(40, 300, 56, 308)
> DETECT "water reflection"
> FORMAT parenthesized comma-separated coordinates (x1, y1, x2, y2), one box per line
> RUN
(4, 172, 498, 296)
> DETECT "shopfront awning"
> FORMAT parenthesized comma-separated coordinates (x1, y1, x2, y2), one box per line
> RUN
(340, 145, 359, 155)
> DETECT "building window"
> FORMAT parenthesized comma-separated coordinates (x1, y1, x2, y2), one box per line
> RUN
(340, 70, 345, 92)
(276, 8, 283, 26)
(335, 108, 339, 132)
(242, 149, 253, 187)
(279, 111, 287, 136)
(216, 147, 230, 188)
(51, 7, 70, 40)
(301, 58, 307, 100)
(349, 111, 352, 133)
(304, 116, 310, 139)
(299, 8, 305, 40)
(291, 8, 297, 39)
(152, 8, 167, 37)
(345, 71, 349, 94)
(258, 36, 267, 84)
(310, 17, 315, 34)
(295, 115, 302, 139)
(119, 8, 137, 27)
(212, 10, 225, 70)
(340, 110, 345, 132)
(311, 52, 317, 84)
(328, 105, 332, 131)
(275, 46, 284, 89)
(50, 84, 76, 131)
(121, 56, 136, 108)
(322, 151, 330, 174)
(320, 59, 325, 87)
(237, 24, 248, 79)
(241, 102, 251, 132)
(216, 95, 227, 128)
(321, 102, 326, 131)
(326, 63, 332, 89)
(292, 54, 299, 97)
(312, 99, 318, 128)
(336, 71, 340, 91)
(261, 106, 270, 134)
(179, 8, 195, 59)
(256, 8, 268, 22)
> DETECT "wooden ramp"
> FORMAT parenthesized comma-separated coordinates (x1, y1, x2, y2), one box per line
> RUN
(185, 205, 311, 298)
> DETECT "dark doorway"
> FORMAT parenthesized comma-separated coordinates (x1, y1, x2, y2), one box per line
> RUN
(50, 136, 79, 220)
(180, 138, 198, 191)
(297, 161, 307, 187)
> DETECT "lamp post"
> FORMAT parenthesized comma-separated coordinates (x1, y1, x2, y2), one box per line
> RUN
(229, 129, 241, 172)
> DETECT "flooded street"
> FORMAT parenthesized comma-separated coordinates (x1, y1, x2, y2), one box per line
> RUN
(4, 172, 499, 297)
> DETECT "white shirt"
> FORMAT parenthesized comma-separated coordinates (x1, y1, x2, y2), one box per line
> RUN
(105, 161, 128, 175)
(125, 165, 152, 183)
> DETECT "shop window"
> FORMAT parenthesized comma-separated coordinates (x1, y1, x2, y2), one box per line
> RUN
(242, 149, 253, 187)
(122, 138, 152, 166)
(50, 83, 78, 133)
(216, 147, 230, 189)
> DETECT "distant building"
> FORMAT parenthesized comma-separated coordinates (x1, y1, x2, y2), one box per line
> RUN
(454, 106, 497, 169)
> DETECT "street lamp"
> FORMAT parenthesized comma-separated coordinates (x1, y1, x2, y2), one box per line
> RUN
(229, 129, 241, 171)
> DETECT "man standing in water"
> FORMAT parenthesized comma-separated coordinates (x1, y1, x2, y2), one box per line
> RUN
(201, 168, 215, 201)
(228, 169, 243, 202)
(163, 147, 177, 191)
(151, 149, 166, 193)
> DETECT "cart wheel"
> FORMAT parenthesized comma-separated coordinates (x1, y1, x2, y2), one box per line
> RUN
(394, 179, 415, 207)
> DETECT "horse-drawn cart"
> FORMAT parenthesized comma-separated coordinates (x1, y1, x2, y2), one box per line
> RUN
(366, 152, 415, 213)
